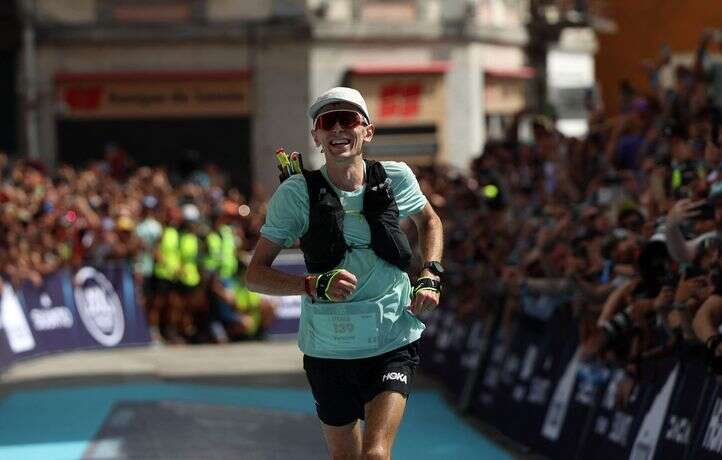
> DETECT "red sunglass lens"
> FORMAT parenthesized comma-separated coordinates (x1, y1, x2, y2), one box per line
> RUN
(316, 111, 362, 130)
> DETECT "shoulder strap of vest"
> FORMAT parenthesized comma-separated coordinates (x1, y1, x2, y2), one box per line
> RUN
(364, 159, 388, 189)
(302, 169, 339, 205)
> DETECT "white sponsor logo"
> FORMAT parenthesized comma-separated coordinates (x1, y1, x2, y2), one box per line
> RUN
(29, 292, 73, 331)
(520, 345, 539, 380)
(609, 411, 633, 446)
(664, 416, 691, 445)
(382, 372, 407, 384)
(542, 348, 581, 441)
(595, 416, 609, 435)
(631, 364, 679, 458)
(574, 380, 596, 406)
(461, 321, 486, 370)
(527, 377, 551, 405)
(73, 267, 125, 347)
(603, 369, 626, 410)
(703, 397, 722, 453)
(0, 282, 36, 353)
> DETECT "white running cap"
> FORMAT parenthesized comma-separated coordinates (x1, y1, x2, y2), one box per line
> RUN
(308, 87, 371, 124)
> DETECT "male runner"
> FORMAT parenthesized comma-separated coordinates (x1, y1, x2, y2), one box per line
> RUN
(246, 87, 444, 459)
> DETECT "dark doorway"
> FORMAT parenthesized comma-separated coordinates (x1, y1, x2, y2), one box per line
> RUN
(0, 3, 20, 154)
(57, 117, 252, 195)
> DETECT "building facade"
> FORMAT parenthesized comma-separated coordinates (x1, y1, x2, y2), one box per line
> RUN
(596, 0, 722, 116)
(19, 0, 597, 192)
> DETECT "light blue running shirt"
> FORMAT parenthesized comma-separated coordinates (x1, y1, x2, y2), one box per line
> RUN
(261, 161, 428, 359)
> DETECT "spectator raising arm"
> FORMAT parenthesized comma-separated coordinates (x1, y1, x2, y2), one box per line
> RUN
(693, 294, 722, 344)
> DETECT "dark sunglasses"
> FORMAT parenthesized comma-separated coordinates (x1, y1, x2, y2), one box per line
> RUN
(314, 110, 366, 131)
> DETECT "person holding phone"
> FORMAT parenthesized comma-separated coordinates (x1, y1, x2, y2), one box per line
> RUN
(245, 87, 444, 459)
(665, 184, 722, 264)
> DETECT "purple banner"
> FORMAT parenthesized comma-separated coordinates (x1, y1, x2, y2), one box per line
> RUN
(0, 263, 150, 371)
(19, 269, 82, 353)
(0, 323, 14, 371)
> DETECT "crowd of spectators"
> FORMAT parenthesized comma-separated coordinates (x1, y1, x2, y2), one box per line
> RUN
(420, 30, 722, 405)
(0, 148, 274, 344)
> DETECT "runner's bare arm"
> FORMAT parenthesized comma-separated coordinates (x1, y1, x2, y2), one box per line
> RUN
(246, 236, 307, 296)
(409, 202, 443, 277)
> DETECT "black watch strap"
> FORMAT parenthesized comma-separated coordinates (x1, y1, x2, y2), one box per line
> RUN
(422, 261, 444, 276)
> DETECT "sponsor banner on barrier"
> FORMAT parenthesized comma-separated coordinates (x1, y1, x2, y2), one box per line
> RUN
(426, 311, 486, 401)
(0, 282, 36, 355)
(648, 348, 710, 460)
(576, 379, 650, 460)
(406, 292, 722, 460)
(473, 330, 507, 421)
(0, 326, 14, 371)
(404, 292, 722, 459)
(541, 348, 581, 441)
(72, 265, 150, 347)
(629, 364, 680, 460)
(514, 309, 579, 451)
(0, 280, 21, 370)
(0, 264, 150, 372)
(19, 270, 79, 353)
(566, 354, 675, 460)
(495, 321, 544, 440)
(692, 381, 722, 459)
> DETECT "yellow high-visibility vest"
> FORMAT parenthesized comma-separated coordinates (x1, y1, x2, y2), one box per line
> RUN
(179, 232, 200, 287)
(154, 227, 180, 281)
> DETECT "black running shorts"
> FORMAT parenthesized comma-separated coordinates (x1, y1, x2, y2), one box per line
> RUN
(303, 340, 420, 427)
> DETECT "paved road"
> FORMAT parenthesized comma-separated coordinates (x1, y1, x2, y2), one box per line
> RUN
(0, 341, 515, 459)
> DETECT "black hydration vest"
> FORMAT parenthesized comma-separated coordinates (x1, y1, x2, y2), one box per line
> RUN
(299, 159, 412, 273)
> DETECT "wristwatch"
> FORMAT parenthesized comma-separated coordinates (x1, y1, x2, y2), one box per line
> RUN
(422, 261, 444, 276)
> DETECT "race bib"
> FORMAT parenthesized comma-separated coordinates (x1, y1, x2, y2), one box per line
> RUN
(311, 309, 380, 352)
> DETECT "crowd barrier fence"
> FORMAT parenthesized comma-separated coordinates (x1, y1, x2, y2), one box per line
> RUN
(419, 304, 722, 459)
(0, 263, 151, 372)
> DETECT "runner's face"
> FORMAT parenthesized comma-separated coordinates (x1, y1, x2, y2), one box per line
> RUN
(311, 102, 374, 163)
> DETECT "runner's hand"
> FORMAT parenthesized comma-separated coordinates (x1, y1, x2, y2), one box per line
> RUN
(410, 277, 440, 315)
(315, 269, 357, 301)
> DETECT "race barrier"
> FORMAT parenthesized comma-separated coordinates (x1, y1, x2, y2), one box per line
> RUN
(0, 263, 151, 372)
(420, 304, 722, 459)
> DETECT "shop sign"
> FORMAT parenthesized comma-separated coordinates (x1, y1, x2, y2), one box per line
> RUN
(56, 72, 250, 118)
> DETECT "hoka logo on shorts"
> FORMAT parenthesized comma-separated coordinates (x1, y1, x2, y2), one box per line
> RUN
(382, 372, 407, 384)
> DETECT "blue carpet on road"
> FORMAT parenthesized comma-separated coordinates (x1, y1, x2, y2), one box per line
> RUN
(0, 383, 510, 459)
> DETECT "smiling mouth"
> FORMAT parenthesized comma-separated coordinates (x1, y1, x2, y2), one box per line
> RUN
(330, 139, 351, 147)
